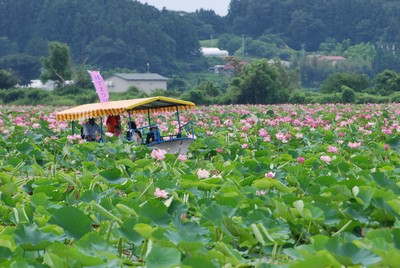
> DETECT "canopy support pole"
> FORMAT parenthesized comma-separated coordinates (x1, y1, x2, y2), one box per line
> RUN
(175, 105, 182, 130)
(72, 121, 75, 135)
(100, 116, 103, 142)
(147, 109, 151, 126)
(128, 111, 132, 131)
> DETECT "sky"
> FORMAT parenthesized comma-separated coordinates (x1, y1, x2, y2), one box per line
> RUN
(136, 0, 230, 16)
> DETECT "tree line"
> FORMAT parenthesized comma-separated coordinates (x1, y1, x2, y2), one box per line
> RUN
(1, 0, 400, 104)
(2, 41, 400, 107)
(2, 0, 400, 72)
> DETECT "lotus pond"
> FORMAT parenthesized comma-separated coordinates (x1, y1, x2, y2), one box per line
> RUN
(0, 103, 399, 267)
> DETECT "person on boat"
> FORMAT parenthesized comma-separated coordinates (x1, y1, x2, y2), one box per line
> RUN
(83, 118, 102, 141)
(126, 121, 137, 140)
(106, 115, 121, 133)
(114, 125, 122, 137)
(146, 124, 160, 144)
(132, 130, 143, 144)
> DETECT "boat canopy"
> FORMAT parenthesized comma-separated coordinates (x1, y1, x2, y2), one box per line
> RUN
(56, 96, 196, 121)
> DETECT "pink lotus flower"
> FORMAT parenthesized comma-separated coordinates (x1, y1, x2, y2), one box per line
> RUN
(348, 142, 361, 149)
(151, 149, 167, 160)
(320, 155, 332, 164)
(295, 133, 303, 139)
(259, 128, 269, 137)
(265, 172, 276, 178)
(327, 146, 339, 154)
(275, 131, 285, 141)
(197, 169, 210, 179)
(384, 128, 392, 135)
(216, 148, 223, 153)
(384, 144, 390, 151)
(338, 132, 345, 137)
(242, 143, 249, 149)
(263, 136, 271, 142)
(105, 132, 114, 137)
(154, 188, 168, 199)
(67, 134, 82, 144)
(241, 124, 250, 131)
(256, 190, 267, 196)
(297, 157, 305, 164)
(177, 154, 187, 162)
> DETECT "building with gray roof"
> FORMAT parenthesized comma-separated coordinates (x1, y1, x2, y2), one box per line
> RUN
(106, 73, 169, 94)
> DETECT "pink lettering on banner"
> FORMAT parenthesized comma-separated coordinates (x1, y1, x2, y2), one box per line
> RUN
(88, 70, 109, 103)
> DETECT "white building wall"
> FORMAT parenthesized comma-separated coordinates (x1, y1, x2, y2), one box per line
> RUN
(107, 76, 167, 93)
(107, 76, 130, 93)
(130, 81, 166, 94)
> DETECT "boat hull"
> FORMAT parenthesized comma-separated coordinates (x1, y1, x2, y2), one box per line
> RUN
(149, 138, 194, 154)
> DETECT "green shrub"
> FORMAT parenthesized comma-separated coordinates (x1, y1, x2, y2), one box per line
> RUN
(0, 88, 25, 103)
(26, 89, 51, 103)
(311, 92, 341, 104)
(389, 92, 400, 103)
(40, 95, 76, 106)
(288, 91, 307, 104)
(355, 93, 389, 104)
(341, 85, 355, 103)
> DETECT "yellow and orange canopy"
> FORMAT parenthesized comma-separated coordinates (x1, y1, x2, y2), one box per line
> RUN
(56, 96, 196, 121)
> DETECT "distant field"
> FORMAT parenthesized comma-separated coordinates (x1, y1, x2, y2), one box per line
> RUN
(184, 71, 230, 88)
(199, 39, 219, 47)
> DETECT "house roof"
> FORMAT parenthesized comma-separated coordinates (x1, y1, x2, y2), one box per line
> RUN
(56, 96, 195, 121)
(112, 73, 169, 81)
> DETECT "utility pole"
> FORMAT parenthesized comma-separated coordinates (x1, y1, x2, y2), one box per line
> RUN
(301, 43, 305, 55)
(242, 34, 245, 57)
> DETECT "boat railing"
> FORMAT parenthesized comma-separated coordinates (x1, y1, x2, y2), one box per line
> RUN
(125, 121, 195, 146)
(179, 121, 195, 139)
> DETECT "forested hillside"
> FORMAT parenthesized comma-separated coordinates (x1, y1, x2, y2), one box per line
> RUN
(227, 0, 400, 51)
(1, 0, 400, 71)
(0, 0, 205, 75)
(1, 0, 400, 104)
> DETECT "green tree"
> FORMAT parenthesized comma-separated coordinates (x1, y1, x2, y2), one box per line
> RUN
(297, 56, 335, 88)
(374, 69, 400, 96)
(40, 42, 72, 87)
(287, 10, 326, 51)
(181, 89, 208, 105)
(226, 59, 288, 104)
(0, 54, 41, 86)
(341, 85, 356, 103)
(320, 72, 370, 93)
(181, 81, 222, 105)
(24, 37, 49, 57)
(168, 75, 189, 92)
(217, 34, 242, 56)
(86, 36, 134, 70)
(0, 69, 19, 89)
(373, 48, 400, 74)
(0, 37, 19, 57)
(73, 64, 94, 89)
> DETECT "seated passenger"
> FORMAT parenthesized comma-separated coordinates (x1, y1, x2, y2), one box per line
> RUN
(126, 121, 138, 140)
(106, 115, 120, 133)
(133, 130, 143, 144)
(114, 125, 122, 137)
(83, 118, 102, 141)
(146, 124, 160, 144)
